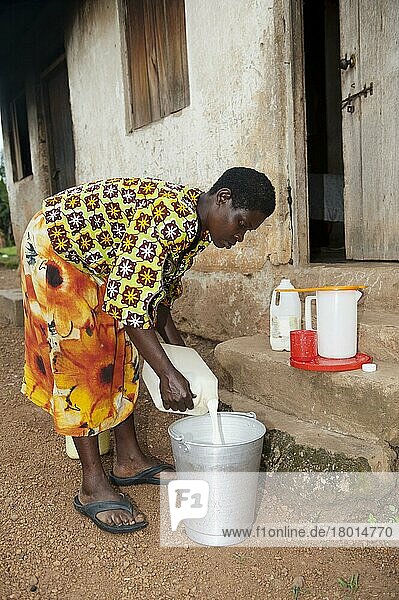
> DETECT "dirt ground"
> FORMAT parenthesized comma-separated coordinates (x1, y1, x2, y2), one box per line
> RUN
(0, 266, 397, 600)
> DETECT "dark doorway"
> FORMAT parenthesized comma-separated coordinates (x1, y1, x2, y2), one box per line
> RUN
(42, 57, 75, 194)
(303, 0, 345, 262)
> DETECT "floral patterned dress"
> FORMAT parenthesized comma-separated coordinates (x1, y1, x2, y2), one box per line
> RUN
(20, 178, 211, 437)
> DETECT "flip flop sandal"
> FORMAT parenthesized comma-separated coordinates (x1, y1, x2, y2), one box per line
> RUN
(73, 495, 148, 534)
(109, 463, 175, 486)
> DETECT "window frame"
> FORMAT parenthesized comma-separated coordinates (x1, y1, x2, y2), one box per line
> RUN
(9, 91, 33, 182)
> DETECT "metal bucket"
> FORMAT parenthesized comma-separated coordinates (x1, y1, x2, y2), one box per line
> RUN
(168, 412, 266, 546)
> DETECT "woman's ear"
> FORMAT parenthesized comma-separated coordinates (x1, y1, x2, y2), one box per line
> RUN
(216, 188, 232, 205)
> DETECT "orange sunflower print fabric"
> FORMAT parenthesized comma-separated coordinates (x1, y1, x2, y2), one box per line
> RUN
(20, 212, 139, 437)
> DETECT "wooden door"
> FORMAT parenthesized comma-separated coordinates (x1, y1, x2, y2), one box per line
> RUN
(42, 58, 75, 194)
(340, 0, 399, 260)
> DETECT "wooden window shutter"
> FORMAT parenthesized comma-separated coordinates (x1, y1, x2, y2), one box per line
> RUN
(126, 0, 153, 128)
(125, 0, 189, 129)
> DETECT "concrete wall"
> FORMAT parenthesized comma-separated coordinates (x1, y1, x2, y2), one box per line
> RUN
(65, 0, 292, 339)
(2, 0, 292, 341)
(66, 0, 290, 259)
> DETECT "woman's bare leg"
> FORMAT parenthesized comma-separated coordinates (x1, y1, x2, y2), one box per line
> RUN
(73, 434, 145, 525)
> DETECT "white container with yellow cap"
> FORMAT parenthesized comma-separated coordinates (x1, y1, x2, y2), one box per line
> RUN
(65, 430, 111, 459)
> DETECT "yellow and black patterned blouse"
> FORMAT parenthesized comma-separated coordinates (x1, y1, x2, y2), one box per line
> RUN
(43, 177, 211, 328)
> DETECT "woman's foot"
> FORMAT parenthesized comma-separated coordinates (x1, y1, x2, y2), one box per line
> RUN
(113, 414, 175, 483)
(72, 433, 145, 528)
(78, 475, 146, 527)
(112, 454, 175, 484)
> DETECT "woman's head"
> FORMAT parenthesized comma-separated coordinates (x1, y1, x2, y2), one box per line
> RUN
(203, 167, 275, 249)
(208, 167, 275, 215)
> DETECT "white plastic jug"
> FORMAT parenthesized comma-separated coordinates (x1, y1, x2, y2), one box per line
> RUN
(142, 344, 218, 415)
(305, 289, 362, 358)
(270, 278, 301, 351)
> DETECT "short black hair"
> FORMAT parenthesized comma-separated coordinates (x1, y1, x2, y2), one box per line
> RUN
(208, 167, 275, 216)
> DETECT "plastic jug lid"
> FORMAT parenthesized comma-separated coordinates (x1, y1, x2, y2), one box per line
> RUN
(277, 285, 367, 292)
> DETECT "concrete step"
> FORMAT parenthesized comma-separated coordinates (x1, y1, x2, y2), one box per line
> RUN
(214, 334, 399, 447)
(358, 309, 399, 362)
(0, 288, 23, 326)
(219, 389, 397, 472)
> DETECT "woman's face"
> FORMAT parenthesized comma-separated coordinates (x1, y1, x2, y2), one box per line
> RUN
(206, 189, 266, 249)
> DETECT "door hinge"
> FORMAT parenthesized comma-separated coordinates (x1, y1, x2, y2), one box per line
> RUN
(340, 53, 356, 70)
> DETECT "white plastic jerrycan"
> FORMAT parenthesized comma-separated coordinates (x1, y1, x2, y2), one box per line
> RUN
(305, 286, 363, 359)
(65, 430, 111, 459)
(270, 278, 301, 351)
(142, 343, 218, 415)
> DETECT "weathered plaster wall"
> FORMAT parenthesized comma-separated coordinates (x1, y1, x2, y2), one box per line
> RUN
(173, 264, 277, 341)
(4, 0, 292, 341)
(66, 0, 290, 266)
(63, 0, 291, 339)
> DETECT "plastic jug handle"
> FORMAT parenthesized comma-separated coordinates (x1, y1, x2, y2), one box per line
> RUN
(305, 295, 317, 330)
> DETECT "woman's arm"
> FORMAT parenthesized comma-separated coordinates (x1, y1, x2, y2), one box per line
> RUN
(155, 304, 186, 346)
(125, 325, 193, 412)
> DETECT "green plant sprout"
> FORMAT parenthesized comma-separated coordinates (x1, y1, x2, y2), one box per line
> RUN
(232, 552, 248, 564)
(367, 513, 377, 523)
(388, 505, 399, 523)
(367, 505, 399, 524)
(337, 573, 359, 593)
(292, 584, 301, 599)
(292, 576, 304, 599)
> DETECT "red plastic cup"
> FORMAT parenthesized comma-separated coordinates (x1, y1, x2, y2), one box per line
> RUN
(290, 330, 318, 362)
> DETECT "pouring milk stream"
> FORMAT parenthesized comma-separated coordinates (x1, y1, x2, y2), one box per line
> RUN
(207, 398, 222, 444)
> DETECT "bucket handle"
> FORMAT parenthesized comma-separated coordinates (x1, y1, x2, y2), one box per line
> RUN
(169, 431, 184, 442)
(232, 411, 257, 419)
(169, 432, 190, 453)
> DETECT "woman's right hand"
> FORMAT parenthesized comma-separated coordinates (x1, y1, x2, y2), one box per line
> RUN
(159, 367, 195, 412)
(125, 325, 195, 411)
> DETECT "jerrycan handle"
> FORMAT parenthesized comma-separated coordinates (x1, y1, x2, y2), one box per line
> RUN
(305, 295, 317, 330)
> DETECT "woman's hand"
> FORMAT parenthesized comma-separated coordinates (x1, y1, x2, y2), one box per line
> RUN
(160, 367, 195, 412)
